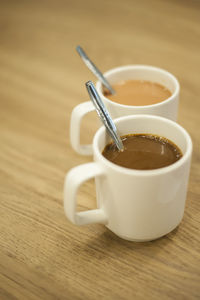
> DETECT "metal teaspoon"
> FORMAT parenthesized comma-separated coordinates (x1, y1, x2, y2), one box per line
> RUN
(85, 80, 124, 152)
(77, 45, 115, 95)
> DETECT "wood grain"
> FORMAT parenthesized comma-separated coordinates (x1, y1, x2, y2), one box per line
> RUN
(0, 0, 199, 299)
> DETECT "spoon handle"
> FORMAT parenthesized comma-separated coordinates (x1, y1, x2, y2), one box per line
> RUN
(86, 81, 124, 152)
(76, 46, 115, 95)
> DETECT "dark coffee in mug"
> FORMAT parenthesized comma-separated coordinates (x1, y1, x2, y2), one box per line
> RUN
(103, 80, 172, 106)
(102, 134, 182, 170)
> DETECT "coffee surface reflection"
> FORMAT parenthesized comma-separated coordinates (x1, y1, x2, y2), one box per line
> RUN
(102, 134, 182, 170)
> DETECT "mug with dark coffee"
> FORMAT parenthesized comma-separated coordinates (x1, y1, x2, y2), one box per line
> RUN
(102, 133, 182, 170)
(64, 115, 192, 242)
(70, 65, 180, 155)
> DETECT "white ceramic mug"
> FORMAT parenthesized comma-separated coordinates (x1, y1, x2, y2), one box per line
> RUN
(70, 65, 180, 155)
(64, 115, 192, 242)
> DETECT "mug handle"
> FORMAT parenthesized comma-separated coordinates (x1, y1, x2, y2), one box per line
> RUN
(64, 162, 108, 225)
(70, 101, 95, 155)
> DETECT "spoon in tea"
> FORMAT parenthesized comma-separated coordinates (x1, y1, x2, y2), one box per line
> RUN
(86, 80, 124, 152)
(76, 45, 115, 95)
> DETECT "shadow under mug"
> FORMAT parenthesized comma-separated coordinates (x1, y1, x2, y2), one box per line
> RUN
(70, 65, 180, 155)
(65, 115, 192, 242)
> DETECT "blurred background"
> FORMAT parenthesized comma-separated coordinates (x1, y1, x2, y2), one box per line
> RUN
(1, 0, 199, 152)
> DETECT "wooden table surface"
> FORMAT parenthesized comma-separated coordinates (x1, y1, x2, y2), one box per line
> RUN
(0, 1, 200, 299)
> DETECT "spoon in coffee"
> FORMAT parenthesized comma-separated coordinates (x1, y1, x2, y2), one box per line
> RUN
(77, 45, 115, 95)
(86, 80, 124, 152)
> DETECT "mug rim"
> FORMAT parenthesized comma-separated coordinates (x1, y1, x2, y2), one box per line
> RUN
(93, 115, 192, 177)
(96, 64, 180, 109)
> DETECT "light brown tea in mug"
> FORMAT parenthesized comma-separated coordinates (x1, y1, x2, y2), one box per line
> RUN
(102, 134, 182, 170)
(103, 80, 172, 106)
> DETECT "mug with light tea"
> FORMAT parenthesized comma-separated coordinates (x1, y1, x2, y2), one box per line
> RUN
(64, 115, 192, 242)
(70, 65, 180, 155)
(103, 80, 172, 106)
